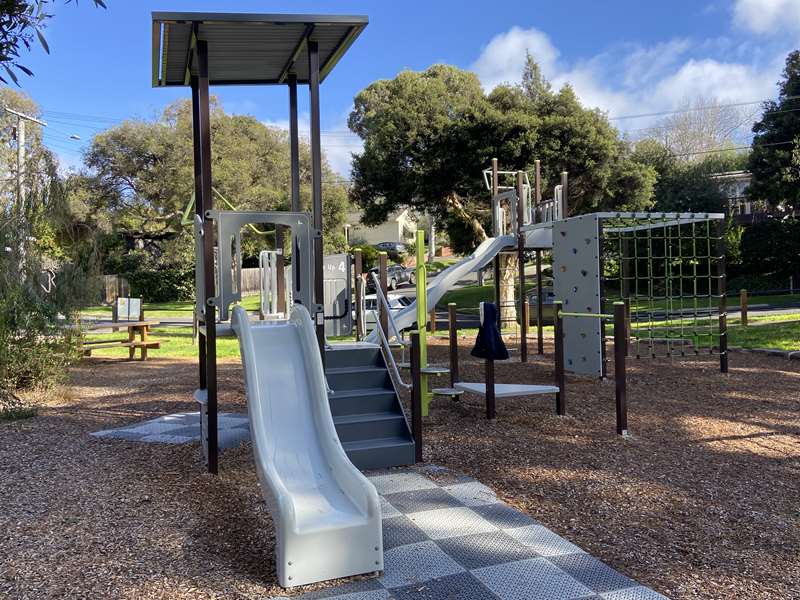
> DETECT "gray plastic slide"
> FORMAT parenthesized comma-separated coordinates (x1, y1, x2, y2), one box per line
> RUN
(365, 234, 516, 343)
(232, 304, 382, 587)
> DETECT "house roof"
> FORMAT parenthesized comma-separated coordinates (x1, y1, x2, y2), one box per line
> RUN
(151, 12, 368, 87)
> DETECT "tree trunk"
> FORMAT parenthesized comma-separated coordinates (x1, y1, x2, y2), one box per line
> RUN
(499, 252, 517, 326)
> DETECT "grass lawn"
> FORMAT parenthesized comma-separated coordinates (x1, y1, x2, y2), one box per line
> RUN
(80, 295, 261, 319)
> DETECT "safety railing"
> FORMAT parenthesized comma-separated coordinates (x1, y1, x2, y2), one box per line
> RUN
(370, 272, 411, 391)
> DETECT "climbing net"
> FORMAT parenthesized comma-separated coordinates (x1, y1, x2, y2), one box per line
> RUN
(600, 213, 726, 359)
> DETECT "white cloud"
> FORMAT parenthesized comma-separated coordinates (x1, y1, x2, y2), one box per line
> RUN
(734, 0, 800, 34)
(469, 25, 784, 134)
(470, 26, 559, 91)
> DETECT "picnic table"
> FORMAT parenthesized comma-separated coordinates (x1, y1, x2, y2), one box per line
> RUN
(82, 320, 161, 361)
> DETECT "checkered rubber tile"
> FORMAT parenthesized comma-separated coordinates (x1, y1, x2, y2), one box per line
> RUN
(549, 553, 637, 593)
(91, 412, 249, 449)
(472, 557, 594, 600)
(283, 467, 666, 599)
(389, 572, 497, 599)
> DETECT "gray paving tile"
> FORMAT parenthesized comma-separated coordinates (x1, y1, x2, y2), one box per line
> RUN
(471, 502, 540, 529)
(442, 480, 498, 506)
(218, 428, 251, 449)
(473, 557, 594, 600)
(389, 571, 499, 599)
(368, 471, 438, 495)
(380, 496, 402, 519)
(380, 541, 465, 589)
(601, 586, 669, 600)
(159, 425, 201, 437)
(549, 553, 637, 593)
(505, 524, 586, 557)
(435, 530, 537, 570)
(139, 433, 196, 444)
(383, 488, 465, 515)
(292, 577, 386, 599)
(408, 507, 497, 540)
(382, 515, 429, 550)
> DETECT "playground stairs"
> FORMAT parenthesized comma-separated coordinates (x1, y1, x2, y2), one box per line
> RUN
(325, 346, 416, 469)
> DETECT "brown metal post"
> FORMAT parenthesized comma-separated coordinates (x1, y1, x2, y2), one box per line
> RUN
(553, 301, 566, 416)
(613, 303, 628, 435)
(560, 171, 569, 217)
(740, 289, 748, 327)
(516, 171, 528, 363)
(717, 220, 728, 373)
(448, 303, 459, 387)
(196, 40, 218, 474)
(288, 73, 301, 296)
(410, 331, 423, 463)
(534, 159, 541, 222)
(308, 39, 325, 357)
(191, 74, 206, 394)
(354, 249, 363, 341)
(485, 359, 496, 420)
(429, 309, 437, 335)
(379, 252, 388, 340)
(535, 250, 544, 354)
(491, 158, 502, 328)
(275, 226, 286, 315)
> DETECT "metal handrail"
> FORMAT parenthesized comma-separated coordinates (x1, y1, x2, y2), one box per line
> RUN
(369, 272, 411, 391)
(370, 272, 404, 343)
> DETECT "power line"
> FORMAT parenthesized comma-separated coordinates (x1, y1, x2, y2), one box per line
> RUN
(609, 95, 800, 122)
(670, 140, 793, 158)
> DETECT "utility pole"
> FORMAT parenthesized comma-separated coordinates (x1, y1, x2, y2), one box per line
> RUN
(4, 107, 47, 266)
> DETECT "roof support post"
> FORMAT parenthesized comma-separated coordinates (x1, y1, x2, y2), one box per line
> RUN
(308, 39, 326, 358)
(288, 73, 302, 297)
(191, 76, 206, 392)
(196, 39, 218, 474)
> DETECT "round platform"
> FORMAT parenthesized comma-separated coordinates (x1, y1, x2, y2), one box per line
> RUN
(421, 366, 450, 376)
(432, 387, 464, 401)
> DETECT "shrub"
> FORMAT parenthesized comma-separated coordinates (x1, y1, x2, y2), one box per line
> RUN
(126, 265, 195, 303)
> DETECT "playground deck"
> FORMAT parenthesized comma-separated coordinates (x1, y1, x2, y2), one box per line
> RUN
(1, 346, 798, 599)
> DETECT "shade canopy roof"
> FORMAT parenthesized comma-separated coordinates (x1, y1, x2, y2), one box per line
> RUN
(151, 12, 368, 87)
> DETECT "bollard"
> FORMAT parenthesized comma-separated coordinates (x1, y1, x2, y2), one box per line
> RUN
(379, 252, 388, 341)
(740, 289, 748, 327)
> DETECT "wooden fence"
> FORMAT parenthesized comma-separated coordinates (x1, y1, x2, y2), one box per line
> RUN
(241, 267, 261, 296)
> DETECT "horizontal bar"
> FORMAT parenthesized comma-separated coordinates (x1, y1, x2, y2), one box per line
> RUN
(558, 311, 613, 319)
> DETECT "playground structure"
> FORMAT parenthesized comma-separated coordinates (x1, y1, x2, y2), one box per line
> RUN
(150, 9, 728, 589)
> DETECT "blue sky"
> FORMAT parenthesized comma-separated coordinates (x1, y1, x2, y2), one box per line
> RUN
(14, 0, 800, 175)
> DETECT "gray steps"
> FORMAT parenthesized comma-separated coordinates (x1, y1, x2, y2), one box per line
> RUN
(341, 437, 416, 471)
(325, 346, 415, 470)
(329, 388, 398, 416)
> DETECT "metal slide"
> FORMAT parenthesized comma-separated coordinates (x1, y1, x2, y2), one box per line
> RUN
(365, 235, 516, 343)
(231, 304, 382, 587)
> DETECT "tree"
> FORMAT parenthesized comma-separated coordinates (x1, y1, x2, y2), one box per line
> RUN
(520, 50, 551, 103)
(652, 96, 749, 159)
(74, 98, 351, 299)
(747, 50, 800, 215)
(348, 62, 655, 321)
(0, 0, 106, 85)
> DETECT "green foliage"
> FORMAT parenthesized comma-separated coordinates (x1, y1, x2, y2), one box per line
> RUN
(747, 50, 800, 214)
(630, 138, 743, 213)
(71, 98, 352, 301)
(348, 62, 656, 254)
(353, 245, 379, 270)
(740, 219, 800, 280)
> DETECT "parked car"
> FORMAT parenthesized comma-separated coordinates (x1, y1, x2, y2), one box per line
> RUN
(356, 294, 413, 329)
(365, 264, 413, 291)
(373, 241, 407, 260)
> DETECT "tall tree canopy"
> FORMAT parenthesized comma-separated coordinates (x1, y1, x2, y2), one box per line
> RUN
(747, 50, 800, 216)
(74, 97, 351, 271)
(348, 62, 655, 255)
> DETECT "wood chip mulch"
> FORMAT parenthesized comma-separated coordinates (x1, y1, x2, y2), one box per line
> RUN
(1, 337, 798, 599)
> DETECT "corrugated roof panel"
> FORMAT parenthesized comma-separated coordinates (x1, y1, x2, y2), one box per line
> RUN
(152, 12, 367, 87)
